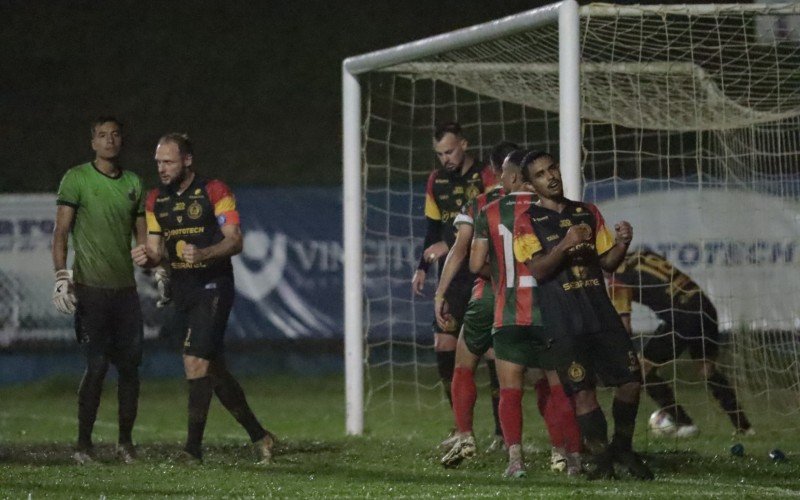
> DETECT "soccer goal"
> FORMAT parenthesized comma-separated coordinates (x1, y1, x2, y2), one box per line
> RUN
(342, 1, 800, 435)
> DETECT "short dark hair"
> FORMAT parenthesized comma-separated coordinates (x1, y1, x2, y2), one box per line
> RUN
(489, 141, 520, 170)
(159, 132, 193, 156)
(91, 116, 123, 137)
(434, 121, 463, 142)
(520, 151, 554, 183)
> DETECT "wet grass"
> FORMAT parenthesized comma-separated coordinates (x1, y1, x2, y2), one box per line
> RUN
(1, 374, 799, 498)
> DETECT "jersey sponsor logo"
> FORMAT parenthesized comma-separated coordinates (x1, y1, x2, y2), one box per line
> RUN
(438, 194, 450, 200)
(568, 361, 586, 382)
(571, 265, 589, 279)
(561, 278, 602, 291)
(575, 207, 583, 213)
(455, 199, 463, 207)
(472, 173, 479, 179)
(435, 178, 449, 184)
(175, 240, 186, 260)
(158, 212, 168, 218)
(546, 234, 560, 241)
(194, 188, 202, 195)
(453, 186, 464, 194)
(176, 215, 183, 224)
(187, 201, 203, 220)
(157, 196, 170, 202)
(559, 219, 573, 227)
(166, 226, 204, 237)
(173, 202, 185, 211)
(532, 215, 549, 222)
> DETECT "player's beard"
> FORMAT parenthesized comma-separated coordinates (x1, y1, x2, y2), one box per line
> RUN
(164, 167, 188, 189)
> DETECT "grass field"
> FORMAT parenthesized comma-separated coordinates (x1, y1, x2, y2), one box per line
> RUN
(1, 372, 799, 498)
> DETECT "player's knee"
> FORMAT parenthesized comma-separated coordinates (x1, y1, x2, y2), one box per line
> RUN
(573, 389, 599, 414)
(85, 355, 109, 378)
(434, 333, 458, 351)
(183, 355, 210, 379)
(615, 381, 641, 403)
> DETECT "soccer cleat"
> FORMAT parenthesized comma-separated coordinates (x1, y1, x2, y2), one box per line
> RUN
(441, 434, 477, 468)
(254, 430, 277, 465)
(485, 434, 505, 454)
(674, 424, 700, 438)
(173, 449, 203, 466)
(566, 452, 582, 476)
(72, 448, 96, 466)
(550, 447, 568, 472)
(115, 443, 137, 464)
(438, 429, 460, 451)
(611, 448, 654, 481)
(584, 451, 616, 480)
(734, 427, 756, 437)
(503, 444, 526, 478)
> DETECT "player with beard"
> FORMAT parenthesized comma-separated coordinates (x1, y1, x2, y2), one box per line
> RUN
(469, 151, 582, 478)
(131, 133, 275, 464)
(516, 152, 653, 480)
(411, 122, 496, 445)
(52, 116, 146, 465)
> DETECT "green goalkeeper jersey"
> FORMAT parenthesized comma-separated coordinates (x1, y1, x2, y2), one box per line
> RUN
(56, 162, 145, 288)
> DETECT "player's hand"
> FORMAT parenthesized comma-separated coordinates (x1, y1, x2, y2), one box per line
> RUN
(154, 268, 171, 308)
(434, 292, 449, 330)
(423, 241, 449, 264)
(411, 269, 426, 296)
(182, 244, 204, 264)
(131, 244, 149, 267)
(614, 221, 633, 247)
(561, 223, 592, 249)
(52, 269, 77, 314)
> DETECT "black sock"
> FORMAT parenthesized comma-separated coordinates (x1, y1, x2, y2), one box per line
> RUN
(186, 377, 213, 458)
(610, 398, 639, 452)
(117, 365, 140, 445)
(644, 371, 693, 425)
(212, 371, 266, 442)
(576, 408, 608, 455)
(708, 372, 751, 430)
(436, 351, 456, 406)
(485, 359, 502, 436)
(77, 357, 109, 450)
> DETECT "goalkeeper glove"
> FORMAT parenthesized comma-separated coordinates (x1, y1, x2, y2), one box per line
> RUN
(52, 269, 77, 314)
(154, 268, 171, 308)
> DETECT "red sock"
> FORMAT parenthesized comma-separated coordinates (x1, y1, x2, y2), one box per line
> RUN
(451, 366, 477, 433)
(534, 378, 550, 418)
(499, 388, 523, 447)
(548, 384, 582, 453)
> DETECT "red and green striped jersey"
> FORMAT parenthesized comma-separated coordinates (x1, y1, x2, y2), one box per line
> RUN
(454, 185, 505, 301)
(474, 192, 541, 328)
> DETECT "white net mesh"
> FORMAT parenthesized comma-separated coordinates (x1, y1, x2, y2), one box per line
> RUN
(360, 3, 800, 425)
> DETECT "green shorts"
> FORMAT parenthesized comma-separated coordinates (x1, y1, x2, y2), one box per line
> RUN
(462, 288, 495, 357)
(492, 325, 547, 368)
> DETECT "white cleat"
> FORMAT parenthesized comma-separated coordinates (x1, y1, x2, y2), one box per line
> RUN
(566, 452, 582, 476)
(674, 424, 700, 438)
(504, 444, 526, 478)
(438, 429, 460, 451)
(550, 447, 567, 472)
(441, 434, 477, 468)
(485, 435, 506, 454)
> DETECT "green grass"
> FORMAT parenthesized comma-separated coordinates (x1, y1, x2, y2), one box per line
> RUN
(1, 373, 799, 498)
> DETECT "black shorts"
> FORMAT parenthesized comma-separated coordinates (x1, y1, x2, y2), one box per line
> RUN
(173, 277, 235, 360)
(74, 284, 143, 367)
(541, 325, 641, 395)
(431, 277, 472, 337)
(643, 318, 720, 365)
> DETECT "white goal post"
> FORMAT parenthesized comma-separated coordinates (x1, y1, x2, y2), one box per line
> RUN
(342, 2, 800, 435)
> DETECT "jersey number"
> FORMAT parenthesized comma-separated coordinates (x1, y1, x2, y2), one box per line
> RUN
(498, 224, 515, 287)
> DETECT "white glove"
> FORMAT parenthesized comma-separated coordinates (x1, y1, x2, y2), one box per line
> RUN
(154, 268, 171, 308)
(53, 269, 77, 314)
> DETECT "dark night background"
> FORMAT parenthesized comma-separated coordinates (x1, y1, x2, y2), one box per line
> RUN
(0, 0, 734, 193)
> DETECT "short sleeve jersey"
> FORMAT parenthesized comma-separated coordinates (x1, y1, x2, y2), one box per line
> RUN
(474, 192, 541, 329)
(145, 177, 240, 286)
(454, 185, 504, 300)
(608, 249, 717, 328)
(515, 200, 618, 336)
(56, 162, 144, 288)
(424, 161, 496, 249)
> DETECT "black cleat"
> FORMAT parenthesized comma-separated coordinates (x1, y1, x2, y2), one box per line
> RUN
(612, 448, 654, 480)
(584, 451, 616, 480)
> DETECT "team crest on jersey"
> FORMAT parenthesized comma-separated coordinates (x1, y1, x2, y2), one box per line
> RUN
(568, 362, 586, 382)
(465, 185, 480, 200)
(188, 201, 203, 220)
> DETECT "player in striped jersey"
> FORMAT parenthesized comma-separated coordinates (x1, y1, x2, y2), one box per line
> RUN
(435, 141, 517, 467)
(470, 151, 581, 478)
(516, 152, 652, 480)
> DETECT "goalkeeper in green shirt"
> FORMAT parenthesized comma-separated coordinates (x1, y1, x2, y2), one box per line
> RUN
(51, 116, 147, 465)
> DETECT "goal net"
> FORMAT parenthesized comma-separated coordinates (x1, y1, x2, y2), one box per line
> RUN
(345, 2, 800, 433)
